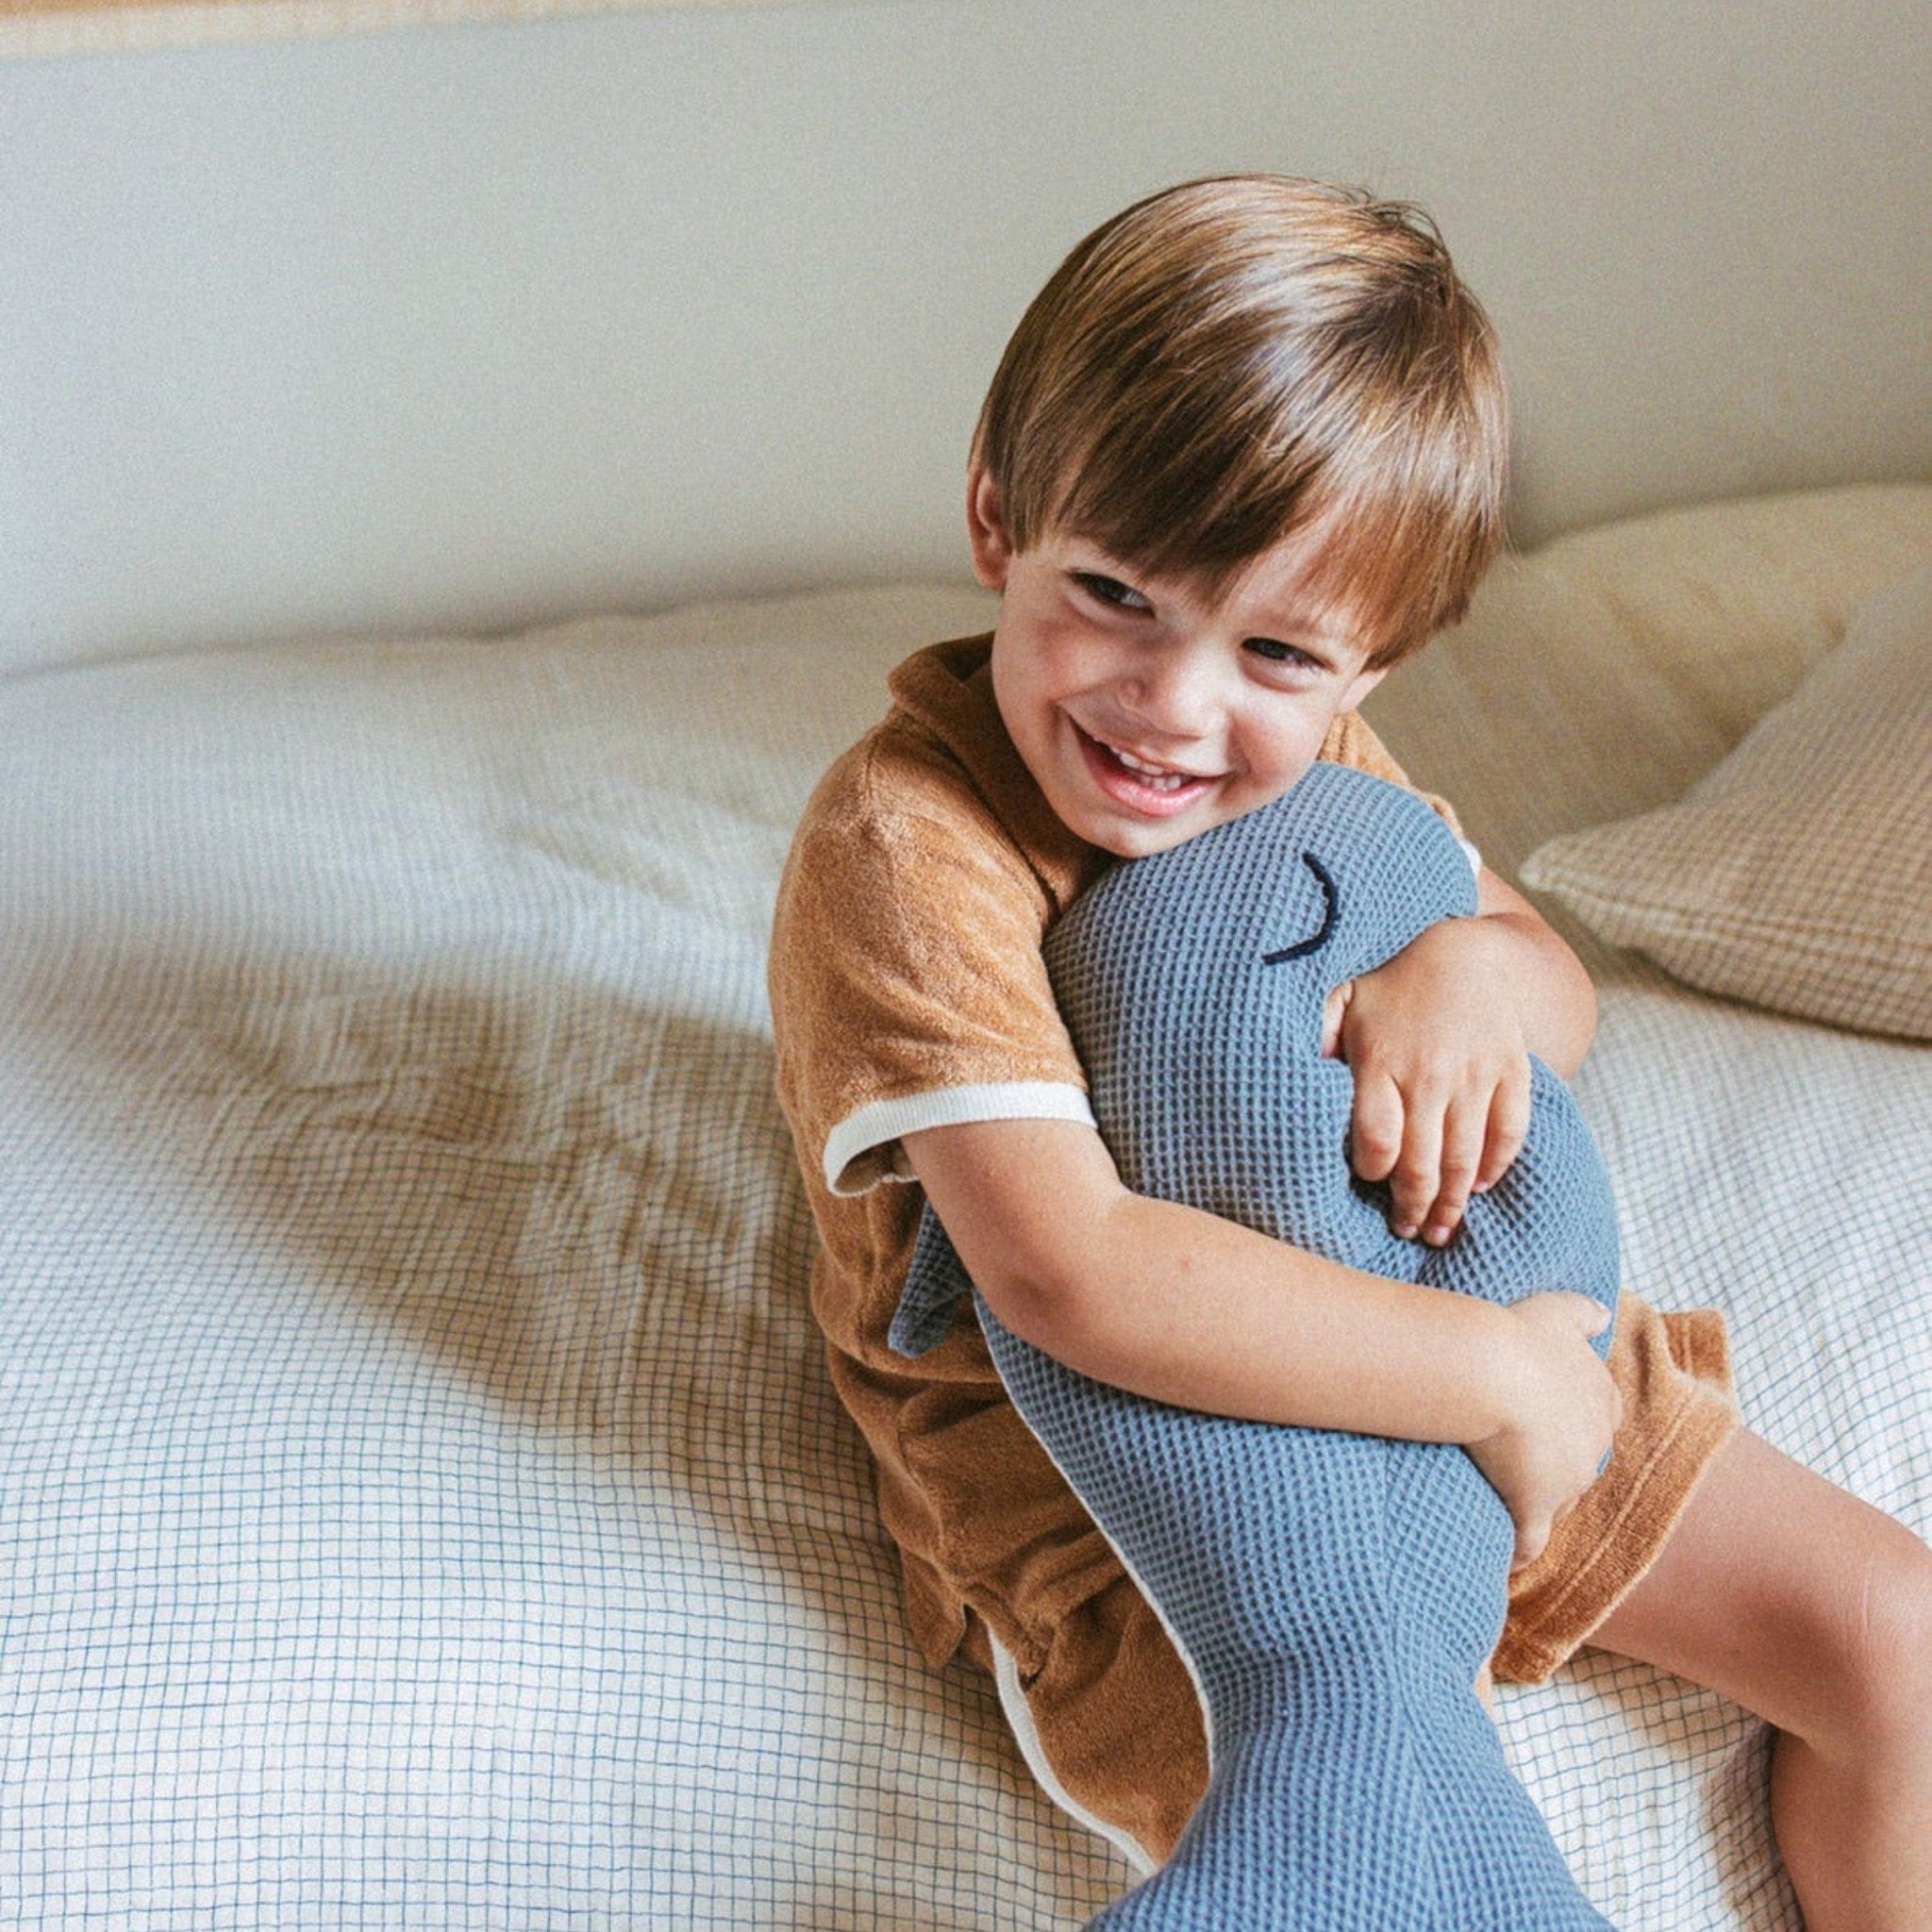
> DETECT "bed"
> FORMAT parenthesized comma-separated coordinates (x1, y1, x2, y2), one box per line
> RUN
(2, 480, 1927, 1928)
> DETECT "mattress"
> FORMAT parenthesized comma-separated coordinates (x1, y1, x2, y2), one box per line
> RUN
(2, 483, 1927, 1927)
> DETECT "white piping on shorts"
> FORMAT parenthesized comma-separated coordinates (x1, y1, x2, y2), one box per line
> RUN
(988, 1634, 1159, 1880)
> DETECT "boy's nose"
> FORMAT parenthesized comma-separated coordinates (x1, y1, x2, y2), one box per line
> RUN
(1120, 650, 1219, 738)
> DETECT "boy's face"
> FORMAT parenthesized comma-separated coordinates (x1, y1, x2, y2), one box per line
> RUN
(968, 467, 1389, 859)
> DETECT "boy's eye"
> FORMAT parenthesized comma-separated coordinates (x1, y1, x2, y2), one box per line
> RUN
(1243, 636, 1321, 672)
(1074, 572, 1152, 613)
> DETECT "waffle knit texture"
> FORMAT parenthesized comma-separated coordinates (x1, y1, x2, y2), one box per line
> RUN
(894, 763, 1620, 1928)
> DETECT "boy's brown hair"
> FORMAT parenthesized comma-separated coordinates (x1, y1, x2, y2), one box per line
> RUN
(972, 175, 1508, 666)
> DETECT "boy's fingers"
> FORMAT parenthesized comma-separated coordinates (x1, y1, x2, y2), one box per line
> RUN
(1347, 1073, 1405, 1184)
(1422, 1095, 1485, 1243)
(1475, 1064, 1533, 1192)
(1388, 1100, 1444, 1239)
(1511, 1513, 1554, 1571)
(1320, 982, 1350, 1058)
(1549, 1290, 1612, 1336)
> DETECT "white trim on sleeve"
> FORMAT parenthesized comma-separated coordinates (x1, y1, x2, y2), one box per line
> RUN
(823, 1081, 1095, 1197)
(1459, 836, 1483, 881)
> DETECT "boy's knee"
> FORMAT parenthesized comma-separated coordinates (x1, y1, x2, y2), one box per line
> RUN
(1819, 1521, 1932, 1757)
(1874, 1532, 1932, 1711)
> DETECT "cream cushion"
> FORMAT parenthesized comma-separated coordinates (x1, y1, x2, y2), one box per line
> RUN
(1519, 561, 1932, 1038)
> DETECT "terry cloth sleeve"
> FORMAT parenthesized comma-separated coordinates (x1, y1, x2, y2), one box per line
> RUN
(770, 724, 1096, 1204)
(776, 745, 1097, 1197)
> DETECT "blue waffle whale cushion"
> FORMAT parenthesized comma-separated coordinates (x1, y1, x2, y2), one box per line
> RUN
(891, 762, 1621, 1930)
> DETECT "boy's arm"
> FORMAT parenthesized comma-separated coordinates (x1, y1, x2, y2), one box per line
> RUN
(1323, 864, 1597, 1250)
(904, 1112, 1620, 1568)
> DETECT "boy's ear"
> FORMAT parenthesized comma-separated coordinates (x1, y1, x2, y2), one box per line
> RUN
(965, 464, 1016, 592)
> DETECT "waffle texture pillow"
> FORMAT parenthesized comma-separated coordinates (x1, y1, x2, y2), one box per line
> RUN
(1521, 560, 1932, 1039)
(892, 763, 1620, 1930)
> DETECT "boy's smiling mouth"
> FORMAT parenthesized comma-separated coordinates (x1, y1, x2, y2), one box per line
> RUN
(1072, 720, 1220, 818)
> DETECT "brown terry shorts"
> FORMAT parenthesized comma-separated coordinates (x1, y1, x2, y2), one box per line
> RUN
(975, 1288, 1740, 1868)
(1494, 1292, 1736, 1681)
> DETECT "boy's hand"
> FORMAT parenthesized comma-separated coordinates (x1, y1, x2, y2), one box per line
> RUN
(1322, 914, 1534, 1247)
(1466, 1291, 1623, 1568)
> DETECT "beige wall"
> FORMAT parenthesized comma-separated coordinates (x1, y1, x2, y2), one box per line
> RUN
(3, 0, 1927, 668)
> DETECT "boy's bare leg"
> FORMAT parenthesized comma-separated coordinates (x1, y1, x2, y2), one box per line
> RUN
(1589, 1428, 1932, 1932)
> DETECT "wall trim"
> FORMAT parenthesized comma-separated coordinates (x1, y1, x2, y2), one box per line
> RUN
(0, 0, 851, 59)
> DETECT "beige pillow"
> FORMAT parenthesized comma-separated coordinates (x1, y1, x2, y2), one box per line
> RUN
(1521, 561, 1932, 1038)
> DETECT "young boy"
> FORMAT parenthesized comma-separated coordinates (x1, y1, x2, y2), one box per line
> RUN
(769, 175, 1932, 1927)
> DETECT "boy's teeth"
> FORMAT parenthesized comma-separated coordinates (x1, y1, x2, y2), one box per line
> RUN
(1113, 747, 1190, 789)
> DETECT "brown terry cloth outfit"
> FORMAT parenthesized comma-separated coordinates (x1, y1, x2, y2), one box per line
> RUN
(770, 635, 1739, 1866)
